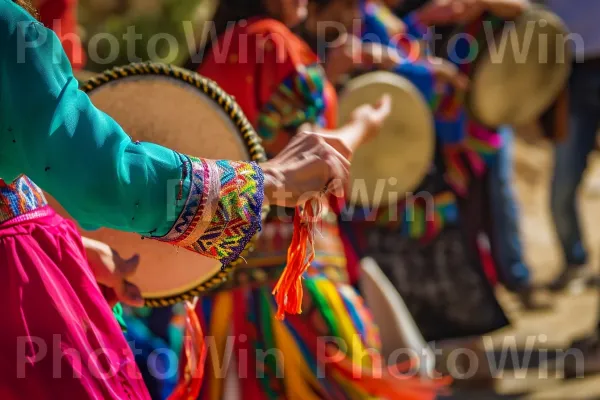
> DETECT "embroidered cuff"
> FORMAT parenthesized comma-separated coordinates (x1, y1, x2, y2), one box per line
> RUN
(156, 156, 264, 266)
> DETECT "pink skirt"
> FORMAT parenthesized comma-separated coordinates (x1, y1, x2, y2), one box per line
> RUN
(0, 207, 150, 399)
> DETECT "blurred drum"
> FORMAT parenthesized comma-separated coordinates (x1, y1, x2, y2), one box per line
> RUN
(46, 62, 269, 307)
(337, 71, 435, 207)
(445, 5, 572, 128)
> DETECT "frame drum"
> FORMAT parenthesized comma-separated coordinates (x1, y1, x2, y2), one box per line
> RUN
(337, 71, 434, 207)
(463, 6, 571, 127)
(47, 62, 268, 307)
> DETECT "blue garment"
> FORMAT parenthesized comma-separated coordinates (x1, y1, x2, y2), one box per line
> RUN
(551, 61, 600, 267)
(124, 307, 181, 400)
(360, 1, 436, 105)
(489, 126, 531, 289)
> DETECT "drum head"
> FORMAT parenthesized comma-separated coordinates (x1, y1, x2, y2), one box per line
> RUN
(338, 71, 434, 207)
(469, 7, 572, 127)
(49, 63, 267, 307)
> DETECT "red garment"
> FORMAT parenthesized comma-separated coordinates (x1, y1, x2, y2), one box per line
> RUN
(36, 0, 86, 70)
(199, 18, 336, 132)
(0, 208, 150, 399)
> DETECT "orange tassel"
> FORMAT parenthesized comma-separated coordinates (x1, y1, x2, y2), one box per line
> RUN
(167, 299, 207, 400)
(273, 200, 319, 320)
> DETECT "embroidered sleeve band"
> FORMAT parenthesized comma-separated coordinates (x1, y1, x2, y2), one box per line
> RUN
(155, 156, 264, 266)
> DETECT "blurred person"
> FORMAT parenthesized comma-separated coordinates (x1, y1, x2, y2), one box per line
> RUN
(535, 0, 600, 379)
(331, 0, 534, 342)
(543, 0, 600, 292)
(389, 0, 547, 310)
(182, 0, 450, 398)
(488, 125, 550, 310)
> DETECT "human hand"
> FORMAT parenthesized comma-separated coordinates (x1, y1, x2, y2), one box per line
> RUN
(261, 130, 352, 207)
(82, 237, 144, 308)
(350, 94, 393, 142)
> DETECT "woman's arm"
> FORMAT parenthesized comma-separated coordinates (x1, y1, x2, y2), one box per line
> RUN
(0, 0, 264, 265)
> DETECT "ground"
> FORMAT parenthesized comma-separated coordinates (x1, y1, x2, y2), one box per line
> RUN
(460, 134, 600, 399)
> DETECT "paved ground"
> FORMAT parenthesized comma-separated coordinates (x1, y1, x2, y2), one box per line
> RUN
(452, 136, 600, 399)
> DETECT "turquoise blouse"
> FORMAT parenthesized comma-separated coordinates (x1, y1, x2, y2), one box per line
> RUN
(0, 0, 264, 266)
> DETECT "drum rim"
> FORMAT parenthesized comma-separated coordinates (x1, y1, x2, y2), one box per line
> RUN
(80, 62, 270, 307)
(462, 5, 572, 127)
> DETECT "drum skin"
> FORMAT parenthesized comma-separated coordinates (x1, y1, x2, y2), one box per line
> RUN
(47, 62, 268, 307)
(466, 6, 572, 128)
(337, 71, 435, 207)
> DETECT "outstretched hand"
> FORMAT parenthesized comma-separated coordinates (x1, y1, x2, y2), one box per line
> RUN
(350, 94, 393, 143)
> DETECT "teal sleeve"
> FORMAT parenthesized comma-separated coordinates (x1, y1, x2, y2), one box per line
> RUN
(0, 1, 184, 234)
(0, 0, 264, 265)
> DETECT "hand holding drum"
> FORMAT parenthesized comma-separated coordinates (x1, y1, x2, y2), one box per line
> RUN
(260, 130, 353, 208)
(49, 63, 364, 307)
(426, 0, 571, 129)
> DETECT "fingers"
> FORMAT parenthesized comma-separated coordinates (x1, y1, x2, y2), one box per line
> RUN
(321, 144, 350, 198)
(324, 159, 349, 198)
(114, 252, 140, 279)
(319, 134, 353, 160)
(299, 140, 350, 195)
(116, 281, 144, 308)
(111, 252, 143, 307)
(374, 94, 392, 120)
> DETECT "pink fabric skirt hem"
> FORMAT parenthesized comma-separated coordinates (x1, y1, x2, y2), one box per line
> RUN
(0, 207, 149, 399)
